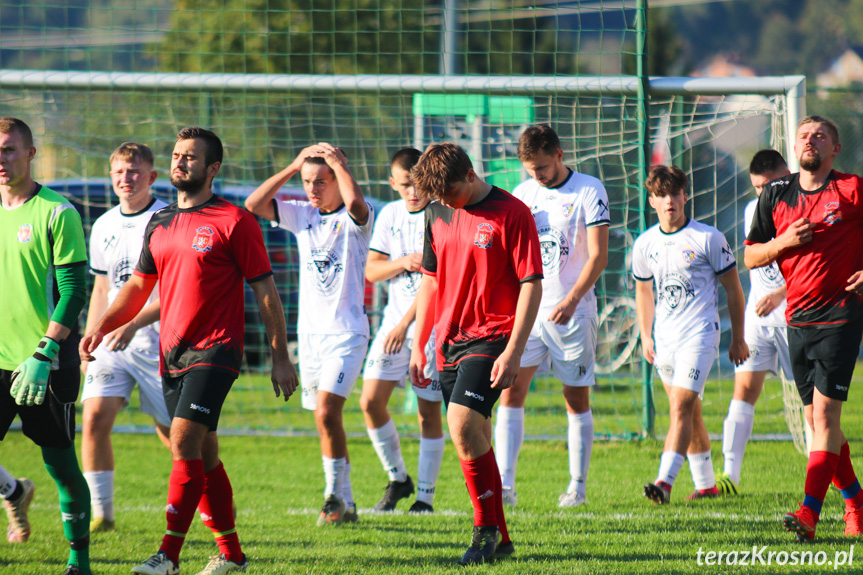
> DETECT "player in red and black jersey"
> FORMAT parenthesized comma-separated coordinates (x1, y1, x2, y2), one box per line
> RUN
(744, 115, 863, 542)
(82, 127, 298, 575)
(409, 143, 543, 565)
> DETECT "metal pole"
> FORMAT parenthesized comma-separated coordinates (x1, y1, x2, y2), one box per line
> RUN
(636, 0, 655, 438)
(784, 76, 806, 172)
(440, 0, 459, 75)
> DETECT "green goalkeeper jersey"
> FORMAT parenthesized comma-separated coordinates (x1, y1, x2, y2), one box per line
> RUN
(0, 185, 87, 370)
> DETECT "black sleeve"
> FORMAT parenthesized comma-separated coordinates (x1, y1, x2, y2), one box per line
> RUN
(421, 208, 437, 274)
(746, 190, 777, 244)
(135, 219, 159, 277)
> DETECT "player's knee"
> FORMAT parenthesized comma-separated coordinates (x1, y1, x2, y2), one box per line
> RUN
(315, 405, 343, 430)
(359, 393, 384, 417)
(82, 407, 113, 436)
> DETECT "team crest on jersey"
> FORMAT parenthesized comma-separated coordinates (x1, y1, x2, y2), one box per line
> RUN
(331, 220, 342, 234)
(17, 223, 32, 243)
(111, 257, 135, 289)
(561, 203, 574, 217)
(537, 226, 569, 276)
(824, 201, 842, 225)
(658, 272, 695, 315)
(681, 249, 696, 264)
(192, 226, 214, 253)
(474, 223, 494, 249)
(758, 262, 784, 287)
(309, 247, 344, 296)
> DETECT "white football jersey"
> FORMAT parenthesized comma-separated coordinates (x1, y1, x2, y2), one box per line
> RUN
(744, 199, 787, 327)
(513, 170, 610, 318)
(369, 200, 426, 338)
(632, 219, 736, 350)
(89, 197, 168, 351)
(275, 200, 374, 336)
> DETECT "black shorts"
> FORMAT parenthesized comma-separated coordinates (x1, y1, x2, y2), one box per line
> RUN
(439, 358, 502, 419)
(788, 318, 863, 405)
(0, 367, 79, 448)
(162, 368, 236, 431)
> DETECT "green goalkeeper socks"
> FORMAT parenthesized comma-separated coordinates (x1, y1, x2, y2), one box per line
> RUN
(42, 446, 91, 574)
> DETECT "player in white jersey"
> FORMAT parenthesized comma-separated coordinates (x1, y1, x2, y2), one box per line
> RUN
(717, 150, 792, 495)
(494, 125, 609, 508)
(634, 165, 749, 504)
(361, 148, 445, 514)
(245, 143, 373, 526)
(81, 142, 170, 532)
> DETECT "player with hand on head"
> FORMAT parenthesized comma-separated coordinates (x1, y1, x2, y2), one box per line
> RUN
(494, 124, 609, 509)
(0, 117, 92, 575)
(245, 142, 374, 526)
(83, 127, 297, 575)
(744, 116, 863, 542)
(634, 165, 748, 505)
(361, 148, 445, 514)
(409, 143, 543, 565)
(716, 150, 792, 496)
(80, 142, 171, 533)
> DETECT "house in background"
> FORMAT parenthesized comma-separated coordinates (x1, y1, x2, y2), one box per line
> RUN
(817, 46, 863, 89)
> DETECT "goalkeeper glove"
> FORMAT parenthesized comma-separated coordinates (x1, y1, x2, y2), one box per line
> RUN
(10, 337, 60, 406)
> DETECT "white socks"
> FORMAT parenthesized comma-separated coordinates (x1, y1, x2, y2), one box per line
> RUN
(342, 462, 354, 509)
(494, 405, 525, 489)
(416, 436, 445, 505)
(84, 470, 115, 520)
(566, 410, 594, 497)
(367, 420, 408, 482)
(722, 399, 755, 484)
(656, 452, 685, 487)
(0, 463, 17, 499)
(322, 455, 346, 498)
(688, 450, 716, 491)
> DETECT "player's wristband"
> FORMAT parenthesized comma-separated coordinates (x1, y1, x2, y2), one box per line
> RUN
(33, 337, 60, 363)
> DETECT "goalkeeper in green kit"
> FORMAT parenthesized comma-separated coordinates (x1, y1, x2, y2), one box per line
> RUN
(0, 118, 91, 575)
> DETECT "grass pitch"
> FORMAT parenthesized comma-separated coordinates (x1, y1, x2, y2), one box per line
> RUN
(2, 372, 862, 574)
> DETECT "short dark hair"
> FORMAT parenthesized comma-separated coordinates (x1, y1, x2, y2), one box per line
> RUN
(518, 124, 560, 161)
(302, 155, 335, 177)
(110, 142, 155, 168)
(391, 147, 422, 172)
(798, 115, 839, 144)
(646, 165, 687, 197)
(0, 117, 34, 148)
(749, 149, 787, 176)
(176, 126, 222, 166)
(411, 143, 473, 200)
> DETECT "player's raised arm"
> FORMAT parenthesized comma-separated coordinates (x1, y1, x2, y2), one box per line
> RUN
(315, 142, 369, 225)
(249, 276, 298, 401)
(743, 217, 814, 269)
(245, 145, 319, 221)
(635, 279, 656, 364)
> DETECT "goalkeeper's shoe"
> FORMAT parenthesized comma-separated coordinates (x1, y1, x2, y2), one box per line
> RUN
(373, 476, 414, 512)
(316, 495, 347, 526)
(783, 503, 818, 542)
(843, 505, 863, 537)
(195, 553, 248, 574)
(643, 481, 671, 505)
(716, 473, 739, 495)
(131, 551, 179, 575)
(685, 486, 720, 501)
(457, 525, 500, 566)
(4, 477, 35, 543)
(63, 566, 89, 575)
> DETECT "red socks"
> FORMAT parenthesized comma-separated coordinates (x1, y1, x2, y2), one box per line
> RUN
(198, 462, 243, 562)
(460, 448, 510, 544)
(804, 451, 840, 516)
(160, 459, 205, 564)
(833, 442, 863, 510)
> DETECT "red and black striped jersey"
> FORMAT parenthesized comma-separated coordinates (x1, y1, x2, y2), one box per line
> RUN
(745, 171, 863, 327)
(134, 195, 272, 375)
(422, 187, 543, 370)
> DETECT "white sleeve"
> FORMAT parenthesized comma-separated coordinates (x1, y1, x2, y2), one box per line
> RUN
(584, 179, 611, 227)
(89, 217, 108, 275)
(273, 200, 305, 234)
(707, 228, 736, 275)
(369, 203, 393, 255)
(631, 234, 653, 281)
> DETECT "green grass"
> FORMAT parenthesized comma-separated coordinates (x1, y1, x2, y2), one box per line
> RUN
(3, 365, 862, 573)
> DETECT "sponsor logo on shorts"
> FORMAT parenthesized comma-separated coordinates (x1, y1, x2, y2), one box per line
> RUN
(464, 390, 485, 402)
(474, 223, 494, 249)
(192, 226, 214, 253)
(836, 385, 848, 391)
(17, 223, 32, 243)
(190, 402, 211, 414)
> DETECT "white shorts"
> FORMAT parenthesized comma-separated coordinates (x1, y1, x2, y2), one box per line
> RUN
(735, 322, 792, 378)
(521, 317, 597, 387)
(363, 331, 442, 402)
(298, 333, 368, 411)
(653, 346, 716, 396)
(81, 346, 171, 427)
